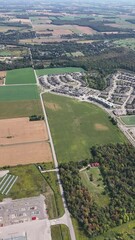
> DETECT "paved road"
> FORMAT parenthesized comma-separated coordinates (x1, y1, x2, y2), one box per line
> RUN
(40, 91, 76, 240)
(41, 169, 58, 173)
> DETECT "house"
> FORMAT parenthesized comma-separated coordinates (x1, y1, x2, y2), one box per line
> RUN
(90, 162, 100, 168)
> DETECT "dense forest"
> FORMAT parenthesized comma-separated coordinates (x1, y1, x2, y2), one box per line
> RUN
(59, 144, 135, 237)
(0, 57, 31, 71)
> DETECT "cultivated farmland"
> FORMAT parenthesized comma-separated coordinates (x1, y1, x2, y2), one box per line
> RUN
(0, 85, 39, 101)
(36, 67, 85, 76)
(0, 142, 52, 167)
(0, 117, 52, 167)
(0, 117, 48, 145)
(6, 68, 36, 85)
(43, 93, 127, 163)
(0, 100, 43, 119)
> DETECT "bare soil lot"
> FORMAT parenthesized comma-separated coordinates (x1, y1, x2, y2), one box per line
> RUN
(0, 117, 48, 145)
(45, 102, 61, 111)
(9, 18, 31, 24)
(73, 25, 97, 34)
(0, 71, 6, 85)
(95, 123, 109, 131)
(0, 141, 52, 167)
(0, 71, 6, 78)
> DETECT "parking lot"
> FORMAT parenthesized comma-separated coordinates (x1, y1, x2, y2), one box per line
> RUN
(0, 195, 47, 227)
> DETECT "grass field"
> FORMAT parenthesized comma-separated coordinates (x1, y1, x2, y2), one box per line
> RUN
(80, 168, 109, 207)
(0, 165, 64, 220)
(4, 165, 46, 199)
(6, 68, 36, 85)
(0, 85, 39, 101)
(93, 220, 135, 240)
(51, 225, 71, 240)
(114, 38, 135, 51)
(72, 218, 135, 240)
(0, 50, 11, 56)
(43, 93, 127, 163)
(43, 172, 64, 218)
(0, 100, 43, 119)
(36, 67, 85, 76)
(120, 115, 135, 125)
(72, 218, 89, 240)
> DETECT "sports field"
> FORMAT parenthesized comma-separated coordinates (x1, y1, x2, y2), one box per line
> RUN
(36, 67, 85, 76)
(0, 100, 43, 119)
(43, 93, 127, 163)
(120, 115, 135, 125)
(0, 85, 39, 101)
(6, 68, 36, 84)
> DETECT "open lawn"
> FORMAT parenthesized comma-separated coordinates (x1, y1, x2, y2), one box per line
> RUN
(51, 225, 71, 240)
(36, 67, 85, 76)
(6, 68, 36, 84)
(120, 115, 135, 125)
(0, 85, 39, 101)
(0, 100, 43, 119)
(43, 93, 127, 163)
(80, 168, 109, 207)
(43, 172, 64, 218)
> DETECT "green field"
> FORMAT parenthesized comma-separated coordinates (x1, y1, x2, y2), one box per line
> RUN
(0, 100, 43, 119)
(72, 51, 84, 57)
(6, 68, 36, 85)
(51, 225, 71, 240)
(36, 67, 85, 76)
(114, 38, 135, 51)
(0, 85, 39, 101)
(80, 168, 109, 207)
(72, 218, 89, 240)
(0, 50, 12, 56)
(120, 115, 135, 125)
(72, 218, 135, 240)
(43, 172, 64, 218)
(2, 165, 46, 200)
(43, 93, 127, 163)
(93, 220, 135, 240)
